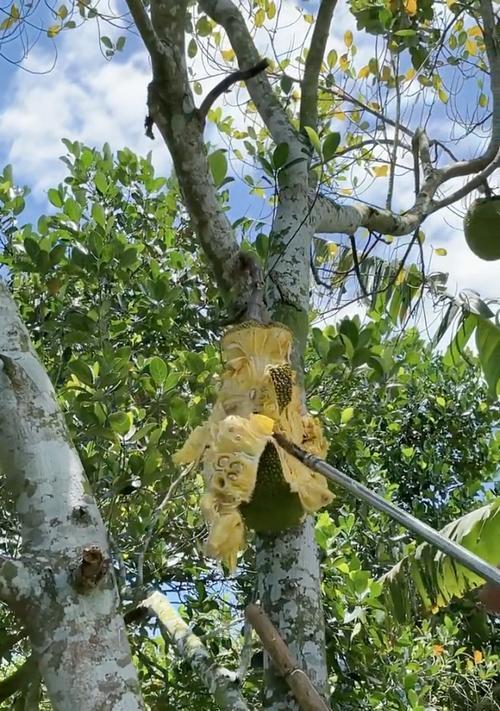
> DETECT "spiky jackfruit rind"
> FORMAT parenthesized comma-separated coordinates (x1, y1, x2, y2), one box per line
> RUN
(464, 197, 500, 261)
(240, 442, 304, 533)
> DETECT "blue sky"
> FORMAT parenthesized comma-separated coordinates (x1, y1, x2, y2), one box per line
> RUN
(0, 0, 499, 307)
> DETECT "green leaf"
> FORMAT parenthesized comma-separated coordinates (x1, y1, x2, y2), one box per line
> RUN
(69, 359, 94, 386)
(208, 151, 228, 186)
(196, 16, 212, 36)
(48, 188, 63, 207)
(475, 317, 500, 397)
(109, 411, 133, 436)
(64, 198, 82, 222)
(380, 500, 500, 623)
(341, 406, 354, 424)
(100, 36, 113, 49)
(149, 356, 168, 386)
(116, 36, 126, 51)
(443, 313, 476, 367)
(119, 247, 138, 268)
(94, 172, 108, 194)
(272, 142, 289, 170)
(49, 243, 66, 266)
(188, 38, 198, 58)
(91, 202, 106, 227)
(322, 132, 341, 162)
(303, 126, 322, 157)
(24, 237, 40, 261)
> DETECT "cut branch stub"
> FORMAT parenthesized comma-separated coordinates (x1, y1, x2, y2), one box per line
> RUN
(71, 546, 110, 593)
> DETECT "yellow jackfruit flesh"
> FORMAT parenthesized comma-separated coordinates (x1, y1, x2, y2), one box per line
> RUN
(173, 321, 333, 571)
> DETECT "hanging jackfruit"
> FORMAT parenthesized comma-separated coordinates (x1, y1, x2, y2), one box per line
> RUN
(464, 196, 500, 261)
(173, 321, 333, 571)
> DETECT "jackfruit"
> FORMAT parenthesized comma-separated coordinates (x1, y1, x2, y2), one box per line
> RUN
(464, 196, 500, 261)
(173, 321, 333, 572)
(240, 442, 304, 532)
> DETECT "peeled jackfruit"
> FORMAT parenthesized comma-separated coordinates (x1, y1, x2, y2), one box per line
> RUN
(464, 196, 500, 261)
(173, 321, 333, 572)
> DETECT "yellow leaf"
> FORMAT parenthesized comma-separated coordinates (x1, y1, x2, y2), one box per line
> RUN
(404, 0, 417, 15)
(327, 243, 339, 257)
(468, 24, 482, 36)
(434, 247, 447, 256)
(344, 30, 353, 47)
(339, 54, 349, 71)
(255, 8, 265, 27)
(340, 188, 353, 195)
(417, 230, 425, 243)
(433, 644, 444, 655)
(47, 24, 61, 37)
(358, 65, 370, 79)
(438, 88, 449, 104)
(304, 13, 314, 23)
(333, 110, 346, 120)
(0, 3, 20, 30)
(473, 650, 484, 664)
(381, 65, 392, 81)
(267, 1, 276, 19)
(405, 67, 416, 81)
(373, 165, 389, 177)
(221, 48, 235, 61)
(395, 268, 406, 285)
(465, 38, 477, 55)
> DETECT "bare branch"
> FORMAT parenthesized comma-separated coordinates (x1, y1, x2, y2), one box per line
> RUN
(327, 86, 414, 138)
(431, 147, 500, 211)
(138, 591, 250, 710)
(136, 467, 191, 589)
(300, 0, 338, 131)
(198, 58, 269, 125)
(123, 0, 164, 69)
(0, 656, 36, 703)
(199, 0, 298, 146)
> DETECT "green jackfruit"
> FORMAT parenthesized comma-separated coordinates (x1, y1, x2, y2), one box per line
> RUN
(464, 196, 500, 261)
(240, 442, 304, 533)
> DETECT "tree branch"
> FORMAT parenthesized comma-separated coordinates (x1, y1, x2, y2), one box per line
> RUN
(479, 0, 500, 146)
(137, 592, 250, 711)
(199, 0, 298, 146)
(300, 0, 338, 131)
(136, 467, 190, 589)
(198, 59, 269, 126)
(0, 656, 36, 703)
(431, 147, 500, 211)
(123, 0, 164, 70)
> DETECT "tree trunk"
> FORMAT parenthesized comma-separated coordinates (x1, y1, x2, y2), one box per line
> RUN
(0, 282, 144, 710)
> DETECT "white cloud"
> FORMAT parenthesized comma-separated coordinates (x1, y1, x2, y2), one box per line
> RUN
(0, 24, 170, 201)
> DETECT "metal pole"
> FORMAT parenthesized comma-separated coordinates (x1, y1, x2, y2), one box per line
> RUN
(274, 433, 500, 588)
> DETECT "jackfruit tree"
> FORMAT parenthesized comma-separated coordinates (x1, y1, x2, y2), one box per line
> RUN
(1, 147, 500, 709)
(1, 0, 500, 707)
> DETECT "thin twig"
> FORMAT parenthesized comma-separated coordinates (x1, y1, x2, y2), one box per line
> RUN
(136, 467, 191, 589)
